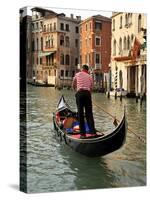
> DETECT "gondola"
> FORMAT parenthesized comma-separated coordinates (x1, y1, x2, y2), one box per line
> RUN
(53, 95, 127, 157)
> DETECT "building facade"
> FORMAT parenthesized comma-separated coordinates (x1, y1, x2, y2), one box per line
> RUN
(31, 7, 81, 87)
(79, 15, 111, 90)
(111, 12, 147, 96)
(31, 7, 57, 84)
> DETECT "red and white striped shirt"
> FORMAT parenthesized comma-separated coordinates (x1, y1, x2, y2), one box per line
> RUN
(72, 70, 93, 92)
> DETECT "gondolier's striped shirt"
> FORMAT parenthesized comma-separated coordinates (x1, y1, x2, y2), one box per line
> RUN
(72, 70, 93, 92)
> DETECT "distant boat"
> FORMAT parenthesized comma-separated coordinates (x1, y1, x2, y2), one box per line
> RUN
(28, 81, 54, 87)
(53, 95, 127, 157)
(106, 89, 127, 97)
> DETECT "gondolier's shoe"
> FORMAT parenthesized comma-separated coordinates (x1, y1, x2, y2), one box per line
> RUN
(96, 131, 104, 136)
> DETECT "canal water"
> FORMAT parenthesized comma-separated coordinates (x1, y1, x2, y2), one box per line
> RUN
(25, 85, 146, 193)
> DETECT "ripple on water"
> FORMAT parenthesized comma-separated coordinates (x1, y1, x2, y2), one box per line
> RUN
(24, 85, 146, 193)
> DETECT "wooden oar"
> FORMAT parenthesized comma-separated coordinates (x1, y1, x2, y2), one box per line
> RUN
(93, 101, 146, 144)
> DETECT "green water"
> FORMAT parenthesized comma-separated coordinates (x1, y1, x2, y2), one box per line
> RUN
(24, 85, 146, 193)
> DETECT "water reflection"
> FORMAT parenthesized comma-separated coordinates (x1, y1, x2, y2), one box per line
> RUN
(25, 85, 146, 193)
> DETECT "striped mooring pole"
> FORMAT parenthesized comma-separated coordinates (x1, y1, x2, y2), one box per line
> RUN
(115, 64, 118, 99)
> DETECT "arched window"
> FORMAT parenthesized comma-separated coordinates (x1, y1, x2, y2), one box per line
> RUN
(120, 16, 122, 28)
(48, 36, 50, 48)
(127, 35, 130, 50)
(125, 13, 128, 27)
(65, 54, 70, 65)
(119, 38, 122, 54)
(51, 35, 54, 47)
(124, 36, 127, 50)
(138, 14, 142, 32)
(60, 35, 64, 46)
(131, 34, 134, 45)
(37, 38, 38, 50)
(119, 70, 123, 88)
(113, 39, 116, 55)
(129, 13, 132, 25)
(60, 54, 64, 65)
(65, 36, 70, 47)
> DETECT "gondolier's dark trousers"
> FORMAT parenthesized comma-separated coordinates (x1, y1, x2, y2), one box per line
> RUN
(75, 90, 96, 134)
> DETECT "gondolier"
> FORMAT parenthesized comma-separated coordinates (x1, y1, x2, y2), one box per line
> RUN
(53, 95, 127, 157)
(72, 64, 96, 138)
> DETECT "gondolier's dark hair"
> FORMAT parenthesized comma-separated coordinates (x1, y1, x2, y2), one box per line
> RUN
(82, 64, 89, 71)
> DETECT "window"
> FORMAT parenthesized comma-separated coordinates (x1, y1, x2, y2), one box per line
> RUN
(60, 35, 64, 46)
(47, 24, 49, 32)
(88, 53, 91, 64)
(65, 55, 70, 65)
(125, 13, 128, 27)
(40, 58, 42, 65)
(72, 70, 75, 77)
(54, 22, 56, 30)
(95, 21, 102, 31)
(66, 24, 69, 31)
(95, 37, 101, 46)
(89, 38, 91, 47)
(33, 70, 35, 76)
(37, 38, 38, 50)
(95, 54, 100, 64)
(112, 19, 115, 31)
(43, 25, 46, 32)
(113, 39, 116, 55)
(80, 55, 82, 64)
(65, 70, 68, 77)
(32, 40, 35, 51)
(61, 70, 64, 77)
(60, 54, 64, 65)
(119, 38, 122, 54)
(60, 23, 64, 30)
(66, 36, 70, 47)
(75, 26, 79, 33)
(89, 22, 91, 30)
(45, 37, 48, 48)
(127, 35, 130, 50)
(129, 13, 132, 25)
(124, 37, 127, 50)
(36, 22, 38, 30)
(50, 24, 52, 31)
(75, 58, 78, 66)
(131, 34, 134, 43)
(46, 56, 48, 66)
(138, 14, 142, 32)
(75, 39, 78, 47)
(120, 16, 122, 28)
(51, 35, 54, 47)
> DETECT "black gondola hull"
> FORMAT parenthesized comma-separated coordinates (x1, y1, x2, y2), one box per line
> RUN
(53, 95, 127, 157)
(53, 112, 127, 157)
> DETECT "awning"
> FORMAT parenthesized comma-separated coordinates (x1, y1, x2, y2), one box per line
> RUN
(39, 51, 55, 57)
(114, 56, 132, 61)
